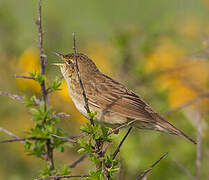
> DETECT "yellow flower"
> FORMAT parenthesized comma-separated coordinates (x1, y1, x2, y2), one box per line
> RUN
(178, 19, 200, 38)
(168, 81, 196, 108)
(16, 48, 40, 92)
(144, 38, 209, 108)
(145, 39, 183, 73)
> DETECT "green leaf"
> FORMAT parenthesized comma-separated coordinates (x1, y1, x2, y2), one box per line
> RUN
(78, 148, 86, 154)
(47, 77, 62, 93)
(56, 145, 64, 152)
(40, 163, 55, 177)
(80, 125, 88, 132)
(24, 140, 32, 151)
(29, 71, 46, 84)
(29, 108, 39, 115)
(60, 165, 71, 175)
(24, 96, 37, 107)
(88, 111, 97, 119)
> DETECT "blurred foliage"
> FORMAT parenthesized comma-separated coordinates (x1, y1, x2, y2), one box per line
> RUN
(0, 0, 209, 179)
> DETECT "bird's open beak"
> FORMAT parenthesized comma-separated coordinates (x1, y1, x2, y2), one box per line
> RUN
(52, 63, 65, 67)
(54, 52, 64, 58)
(52, 52, 65, 66)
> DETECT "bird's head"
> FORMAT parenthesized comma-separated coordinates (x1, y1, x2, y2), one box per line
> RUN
(53, 52, 99, 79)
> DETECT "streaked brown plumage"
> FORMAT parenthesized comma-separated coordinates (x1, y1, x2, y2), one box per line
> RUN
(54, 52, 196, 144)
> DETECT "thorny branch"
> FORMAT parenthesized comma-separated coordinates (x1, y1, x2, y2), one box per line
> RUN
(112, 127, 132, 160)
(72, 32, 94, 126)
(108, 120, 137, 135)
(0, 127, 25, 144)
(36, 0, 47, 102)
(51, 112, 70, 119)
(0, 90, 41, 105)
(0, 137, 36, 144)
(136, 152, 168, 180)
(68, 154, 87, 168)
(34, 174, 89, 180)
(14, 75, 35, 80)
(36, 0, 54, 170)
(0, 133, 78, 145)
(0, 91, 25, 101)
(69, 132, 87, 139)
(102, 160, 109, 180)
(50, 134, 78, 144)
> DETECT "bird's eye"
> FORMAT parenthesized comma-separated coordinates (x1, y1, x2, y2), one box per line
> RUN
(66, 60, 71, 65)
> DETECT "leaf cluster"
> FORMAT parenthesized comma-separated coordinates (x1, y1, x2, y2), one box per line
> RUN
(78, 120, 119, 179)
(22, 74, 72, 178)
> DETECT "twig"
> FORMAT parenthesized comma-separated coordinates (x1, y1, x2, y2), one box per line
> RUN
(0, 137, 47, 144)
(112, 127, 132, 159)
(50, 134, 78, 144)
(173, 160, 195, 180)
(0, 90, 41, 105)
(0, 127, 20, 139)
(68, 154, 87, 168)
(36, 0, 47, 102)
(72, 32, 94, 126)
(164, 91, 209, 115)
(108, 120, 137, 135)
(69, 132, 87, 139)
(14, 75, 35, 80)
(51, 112, 70, 119)
(196, 101, 202, 180)
(0, 127, 25, 145)
(136, 152, 168, 180)
(102, 160, 109, 180)
(35, 174, 89, 180)
(36, 0, 54, 170)
(0, 135, 79, 145)
(0, 91, 25, 101)
(0, 137, 30, 144)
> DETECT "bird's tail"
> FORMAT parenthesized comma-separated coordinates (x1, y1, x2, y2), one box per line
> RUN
(156, 117, 196, 145)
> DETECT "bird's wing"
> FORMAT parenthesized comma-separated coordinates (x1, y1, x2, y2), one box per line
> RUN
(84, 74, 197, 144)
(85, 74, 155, 122)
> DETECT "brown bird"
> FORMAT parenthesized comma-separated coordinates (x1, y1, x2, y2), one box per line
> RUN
(53, 52, 196, 144)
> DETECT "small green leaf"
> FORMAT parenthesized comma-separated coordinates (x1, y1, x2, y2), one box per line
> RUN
(56, 145, 64, 152)
(47, 77, 62, 93)
(78, 148, 86, 154)
(29, 108, 39, 115)
(24, 140, 32, 151)
(60, 165, 71, 175)
(80, 125, 87, 132)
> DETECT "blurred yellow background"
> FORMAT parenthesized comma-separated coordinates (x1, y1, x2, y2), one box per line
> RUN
(0, 0, 209, 179)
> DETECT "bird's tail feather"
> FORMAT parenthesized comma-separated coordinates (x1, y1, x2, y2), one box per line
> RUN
(157, 119, 196, 145)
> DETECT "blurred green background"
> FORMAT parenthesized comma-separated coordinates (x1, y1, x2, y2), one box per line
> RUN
(0, 0, 209, 179)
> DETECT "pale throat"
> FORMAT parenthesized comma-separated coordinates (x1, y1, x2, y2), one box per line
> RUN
(62, 69, 87, 116)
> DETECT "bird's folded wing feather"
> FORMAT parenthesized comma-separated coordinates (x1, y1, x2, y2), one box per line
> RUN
(85, 75, 156, 122)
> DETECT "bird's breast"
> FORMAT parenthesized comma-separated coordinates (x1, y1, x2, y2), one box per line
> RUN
(65, 78, 127, 126)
